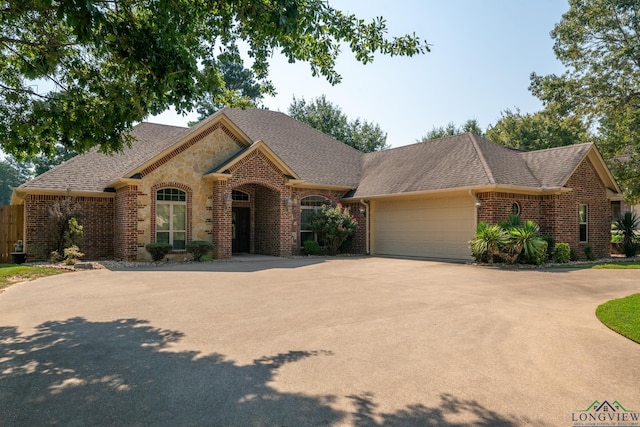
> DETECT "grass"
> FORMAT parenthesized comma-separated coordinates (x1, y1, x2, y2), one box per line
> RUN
(0, 264, 69, 292)
(596, 293, 640, 344)
(548, 261, 640, 269)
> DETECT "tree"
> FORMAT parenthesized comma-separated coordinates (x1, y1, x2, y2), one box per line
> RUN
(25, 145, 77, 177)
(288, 95, 389, 152)
(485, 108, 590, 151)
(529, 0, 640, 199)
(0, 159, 22, 205)
(191, 47, 274, 123)
(1, 0, 428, 159)
(418, 119, 483, 141)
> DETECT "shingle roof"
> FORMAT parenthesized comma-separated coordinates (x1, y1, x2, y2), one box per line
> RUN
(19, 122, 190, 192)
(218, 108, 363, 187)
(17, 108, 603, 198)
(349, 133, 596, 198)
(520, 143, 593, 188)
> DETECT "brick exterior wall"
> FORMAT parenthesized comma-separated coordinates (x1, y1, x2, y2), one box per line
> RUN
(114, 186, 139, 260)
(476, 158, 612, 260)
(24, 194, 114, 260)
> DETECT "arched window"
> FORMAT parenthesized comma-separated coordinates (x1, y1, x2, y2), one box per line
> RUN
(300, 195, 329, 245)
(232, 190, 249, 201)
(511, 202, 521, 216)
(156, 188, 187, 250)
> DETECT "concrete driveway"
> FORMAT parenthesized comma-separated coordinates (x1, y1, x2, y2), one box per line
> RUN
(0, 257, 639, 426)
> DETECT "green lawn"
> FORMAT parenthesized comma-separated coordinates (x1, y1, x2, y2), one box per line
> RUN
(596, 293, 640, 344)
(549, 261, 640, 269)
(0, 264, 68, 291)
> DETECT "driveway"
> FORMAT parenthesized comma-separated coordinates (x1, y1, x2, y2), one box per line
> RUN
(0, 257, 639, 426)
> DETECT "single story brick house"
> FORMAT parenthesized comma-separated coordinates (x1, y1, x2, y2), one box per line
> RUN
(11, 108, 621, 261)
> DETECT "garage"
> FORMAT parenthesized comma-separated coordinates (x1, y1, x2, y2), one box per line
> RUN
(371, 194, 476, 260)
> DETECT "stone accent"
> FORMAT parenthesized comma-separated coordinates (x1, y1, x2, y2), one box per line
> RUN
(132, 127, 242, 260)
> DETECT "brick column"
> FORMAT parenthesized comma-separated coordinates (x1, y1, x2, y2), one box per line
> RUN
(211, 181, 232, 259)
(115, 186, 139, 260)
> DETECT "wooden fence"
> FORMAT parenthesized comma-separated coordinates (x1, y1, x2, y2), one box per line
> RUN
(0, 205, 24, 263)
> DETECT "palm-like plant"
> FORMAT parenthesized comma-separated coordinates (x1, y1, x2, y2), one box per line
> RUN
(509, 220, 547, 265)
(614, 212, 640, 257)
(470, 222, 509, 263)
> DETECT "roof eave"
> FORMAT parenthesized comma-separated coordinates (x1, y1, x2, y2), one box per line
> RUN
(286, 180, 354, 191)
(105, 177, 142, 189)
(122, 113, 253, 179)
(10, 188, 115, 205)
(343, 184, 569, 201)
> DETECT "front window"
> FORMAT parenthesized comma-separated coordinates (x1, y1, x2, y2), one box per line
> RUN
(156, 188, 186, 250)
(300, 195, 329, 245)
(579, 204, 588, 243)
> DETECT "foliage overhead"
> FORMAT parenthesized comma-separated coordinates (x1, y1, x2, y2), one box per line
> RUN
(529, 0, 640, 200)
(418, 119, 483, 142)
(289, 95, 389, 152)
(1, 0, 429, 158)
(485, 108, 591, 151)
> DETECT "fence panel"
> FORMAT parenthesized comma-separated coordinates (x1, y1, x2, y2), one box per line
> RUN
(0, 205, 25, 263)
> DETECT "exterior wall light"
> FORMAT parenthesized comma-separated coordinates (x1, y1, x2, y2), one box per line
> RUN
(224, 193, 233, 210)
(475, 199, 483, 212)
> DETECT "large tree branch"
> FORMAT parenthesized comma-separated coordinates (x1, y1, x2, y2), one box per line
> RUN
(0, 83, 51, 99)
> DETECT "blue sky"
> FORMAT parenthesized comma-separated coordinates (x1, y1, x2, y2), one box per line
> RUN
(151, 0, 571, 148)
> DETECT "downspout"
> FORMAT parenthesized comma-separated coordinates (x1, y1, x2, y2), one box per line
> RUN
(360, 199, 370, 255)
(469, 189, 478, 225)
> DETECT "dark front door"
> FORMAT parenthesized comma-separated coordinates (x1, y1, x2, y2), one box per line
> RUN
(232, 207, 250, 253)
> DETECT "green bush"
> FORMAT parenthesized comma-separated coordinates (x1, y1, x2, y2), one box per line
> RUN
(540, 235, 554, 255)
(145, 243, 173, 261)
(523, 240, 548, 265)
(583, 245, 595, 261)
(553, 243, 571, 263)
(469, 219, 546, 265)
(309, 203, 358, 255)
(303, 240, 320, 255)
(186, 240, 214, 261)
(611, 233, 624, 243)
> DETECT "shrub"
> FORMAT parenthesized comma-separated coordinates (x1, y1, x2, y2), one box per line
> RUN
(583, 245, 595, 261)
(470, 219, 546, 265)
(540, 235, 554, 256)
(570, 247, 578, 261)
(145, 243, 173, 261)
(553, 243, 571, 263)
(186, 240, 214, 261)
(470, 222, 508, 263)
(623, 241, 639, 257)
(614, 212, 640, 257)
(309, 203, 358, 255)
(63, 245, 84, 265)
(303, 240, 320, 255)
(611, 233, 624, 243)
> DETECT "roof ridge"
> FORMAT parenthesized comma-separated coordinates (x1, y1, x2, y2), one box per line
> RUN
(139, 121, 188, 130)
(467, 133, 496, 185)
(520, 142, 593, 155)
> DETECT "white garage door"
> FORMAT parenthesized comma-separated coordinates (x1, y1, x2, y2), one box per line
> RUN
(372, 195, 476, 260)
